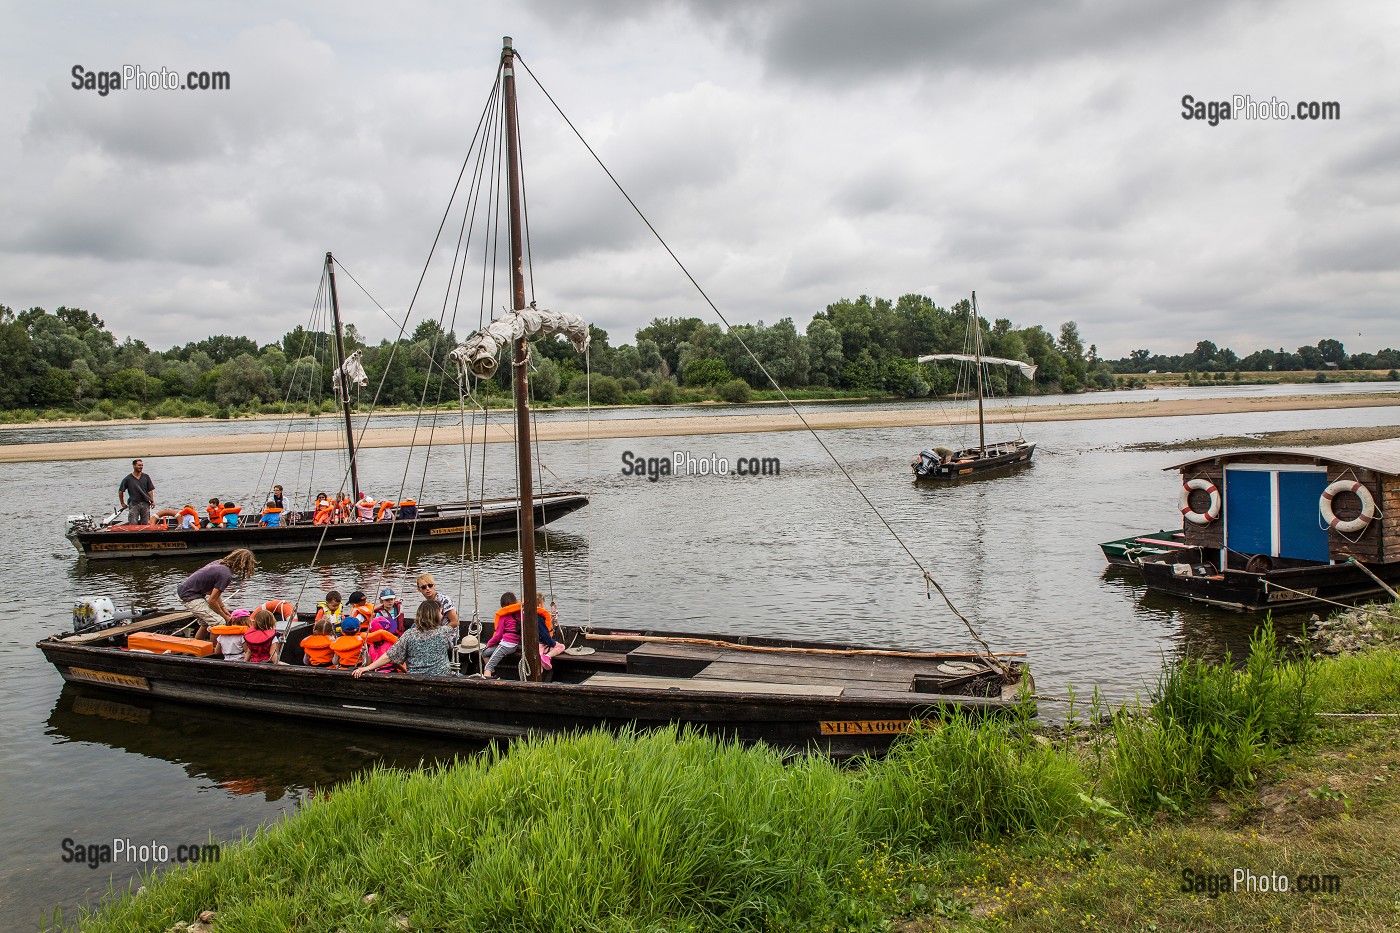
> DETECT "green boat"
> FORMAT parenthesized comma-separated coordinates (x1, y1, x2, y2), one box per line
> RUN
(1100, 529, 1186, 567)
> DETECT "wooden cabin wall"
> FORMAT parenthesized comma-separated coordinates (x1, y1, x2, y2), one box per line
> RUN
(1326, 467, 1383, 563)
(1180, 465, 1224, 549)
(1376, 475, 1397, 563)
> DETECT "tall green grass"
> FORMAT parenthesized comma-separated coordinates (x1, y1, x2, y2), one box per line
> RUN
(1102, 618, 1319, 814)
(69, 628, 1366, 932)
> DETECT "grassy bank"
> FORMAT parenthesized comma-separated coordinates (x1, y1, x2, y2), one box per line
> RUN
(60, 616, 1400, 932)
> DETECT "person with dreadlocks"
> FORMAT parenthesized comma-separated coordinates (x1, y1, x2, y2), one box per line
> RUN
(176, 548, 257, 641)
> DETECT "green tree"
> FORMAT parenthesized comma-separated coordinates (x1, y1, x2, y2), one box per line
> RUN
(684, 357, 731, 386)
(215, 353, 270, 406)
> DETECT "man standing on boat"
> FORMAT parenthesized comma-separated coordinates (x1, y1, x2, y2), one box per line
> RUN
(177, 548, 257, 641)
(117, 459, 155, 525)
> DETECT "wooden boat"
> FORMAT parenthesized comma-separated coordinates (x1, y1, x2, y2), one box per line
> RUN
(37, 610, 1028, 759)
(912, 292, 1036, 481)
(67, 492, 587, 560)
(41, 38, 1028, 759)
(65, 251, 587, 560)
(1136, 439, 1400, 611)
(1099, 529, 1186, 567)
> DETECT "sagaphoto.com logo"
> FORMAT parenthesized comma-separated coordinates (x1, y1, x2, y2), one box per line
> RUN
(1181, 94, 1340, 126)
(621, 450, 781, 482)
(72, 64, 231, 97)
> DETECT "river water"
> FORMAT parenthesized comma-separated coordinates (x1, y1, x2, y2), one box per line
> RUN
(3, 385, 1398, 928)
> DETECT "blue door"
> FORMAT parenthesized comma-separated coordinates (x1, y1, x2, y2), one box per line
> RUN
(1225, 469, 1272, 556)
(1278, 471, 1329, 561)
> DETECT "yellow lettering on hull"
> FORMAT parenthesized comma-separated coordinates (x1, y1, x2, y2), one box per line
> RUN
(90, 541, 189, 551)
(68, 667, 151, 690)
(818, 719, 914, 736)
(429, 524, 476, 536)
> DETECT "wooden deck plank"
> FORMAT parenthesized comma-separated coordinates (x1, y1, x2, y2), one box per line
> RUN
(60, 611, 197, 645)
(696, 660, 915, 689)
(709, 651, 949, 680)
(581, 673, 844, 697)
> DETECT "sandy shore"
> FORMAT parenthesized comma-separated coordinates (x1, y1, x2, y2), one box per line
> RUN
(2, 394, 1397, 463)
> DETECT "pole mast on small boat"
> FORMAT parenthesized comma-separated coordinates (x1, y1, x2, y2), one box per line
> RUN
(326, 251, 361, 501)
(502, 37, 542, 681)
(971, 290, 986, 456)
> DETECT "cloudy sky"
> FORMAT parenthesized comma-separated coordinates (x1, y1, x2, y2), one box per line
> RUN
(2, 0, 1396, 359)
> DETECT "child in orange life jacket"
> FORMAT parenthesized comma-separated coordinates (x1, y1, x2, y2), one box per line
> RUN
(363, 617, 400, 668)
(312, 493, 333, 525)
(211, 607, 251, 661)
(205, 497, 225, 528)
(301, 619, 335, 668)
(243, 609, 280, 663)
(343, 590, 374, 634)
(331, 616, 367, 668)
(315, 591, 344, 630)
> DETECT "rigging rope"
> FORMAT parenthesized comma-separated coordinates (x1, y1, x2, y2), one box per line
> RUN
(516, 53, 1007, 672)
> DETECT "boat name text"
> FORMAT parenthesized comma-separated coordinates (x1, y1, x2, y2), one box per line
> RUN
(818, 719, 912, 735)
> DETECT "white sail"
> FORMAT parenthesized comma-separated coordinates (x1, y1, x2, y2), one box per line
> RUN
(332, 349, 369, 401)
(917, 353, 1037, 380)
(450, 306, 590, 379)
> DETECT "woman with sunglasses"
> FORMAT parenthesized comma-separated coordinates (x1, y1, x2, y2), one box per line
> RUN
(413, 573, 460, 628)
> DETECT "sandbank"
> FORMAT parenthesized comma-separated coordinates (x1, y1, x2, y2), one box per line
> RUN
(1, 393, 1397, 463)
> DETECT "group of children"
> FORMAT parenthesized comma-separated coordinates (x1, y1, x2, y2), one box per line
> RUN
(207, 581, 570, 678)
(299, 587, 405, 670)
(209, 606, 284, 663)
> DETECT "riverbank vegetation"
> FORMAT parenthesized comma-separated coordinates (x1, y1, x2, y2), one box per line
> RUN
(60, 612, 1399, 932)
(7, 299, 1397, 426)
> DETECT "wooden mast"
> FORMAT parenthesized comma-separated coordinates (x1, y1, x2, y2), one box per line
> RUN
(326, 251, 361, 500)
(502, 37, 541, 681)
(971, 290, 985, 455)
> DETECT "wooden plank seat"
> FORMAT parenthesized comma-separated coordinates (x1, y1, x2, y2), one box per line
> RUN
(694, 660, 915, 691)
(60, 611, 197, 646)
(580, 673, 844, 697)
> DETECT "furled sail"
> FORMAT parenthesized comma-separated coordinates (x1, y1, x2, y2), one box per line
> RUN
(917, 353, 1037, 380)
(450, 306, 590, 379)
(332, 349, 369, 401)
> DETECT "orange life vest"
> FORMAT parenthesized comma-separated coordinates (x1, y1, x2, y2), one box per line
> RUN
(313, 500, 333, 524)
(496, 602, 554, 635)
(330, 634, 366, 668)
(177, 506, 199, 528)
(205, 504, 225, 526)
(356, 497, 377, 521)
(301, 634, 334, 667)
(375, 501, 396, 521)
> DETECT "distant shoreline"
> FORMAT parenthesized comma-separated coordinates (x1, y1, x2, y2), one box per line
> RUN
(2, 392, 1397, 463)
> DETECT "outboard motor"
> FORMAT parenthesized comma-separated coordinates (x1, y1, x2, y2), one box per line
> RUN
(72, 596, 138, 634)
(914, 449, 941, 476)
(66, 514, 96, 535)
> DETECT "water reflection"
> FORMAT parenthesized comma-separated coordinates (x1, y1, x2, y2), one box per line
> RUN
(47, 684, 474, 804)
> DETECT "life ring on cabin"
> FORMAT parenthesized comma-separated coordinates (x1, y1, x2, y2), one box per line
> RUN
(1178, 478, 1221, 525)
(1320, 480, 1376, 534)
(155, 508, 179, 519)
(261, 600, 298, 621)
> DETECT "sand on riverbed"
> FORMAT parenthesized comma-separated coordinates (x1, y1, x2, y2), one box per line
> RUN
(1, 394, 1397, 463)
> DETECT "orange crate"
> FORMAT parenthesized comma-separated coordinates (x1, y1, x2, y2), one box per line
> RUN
(127, 632, 215, 657)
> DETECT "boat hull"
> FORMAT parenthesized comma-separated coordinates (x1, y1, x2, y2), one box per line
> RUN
(1138, 553, 1400, 612)
(913, 441, 1035, 481)
(1099, 529, 1186, 567)
(67, 493, 588, 560)
(38, 624, 1025, 759)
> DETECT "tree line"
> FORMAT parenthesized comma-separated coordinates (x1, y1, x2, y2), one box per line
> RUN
(2, 299, 1395, 419)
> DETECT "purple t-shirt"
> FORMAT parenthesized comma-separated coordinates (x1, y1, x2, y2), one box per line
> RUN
(177, 561, 235, 602)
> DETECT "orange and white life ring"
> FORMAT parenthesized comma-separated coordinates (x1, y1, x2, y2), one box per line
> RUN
(1179, 478, 1220, 525)
(1320, 480, 1376, 534)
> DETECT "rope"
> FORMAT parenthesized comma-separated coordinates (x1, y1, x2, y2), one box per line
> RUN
(517, 53, 1008, 675)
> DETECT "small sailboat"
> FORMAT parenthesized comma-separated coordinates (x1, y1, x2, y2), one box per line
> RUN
(912, 291, 1036, 480)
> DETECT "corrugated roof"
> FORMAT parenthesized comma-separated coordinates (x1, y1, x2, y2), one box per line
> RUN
(1166, 437, 1400, 476)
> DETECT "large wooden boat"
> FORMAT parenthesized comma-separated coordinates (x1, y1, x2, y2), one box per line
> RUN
(42, 38, 1028, 759)
(65, 250, 587, 560)
(1135, 439, 1400, 611)
(67, 492, 587, 560)
(912, 292, 1036, 481)
(37, 610, 1028, 759)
